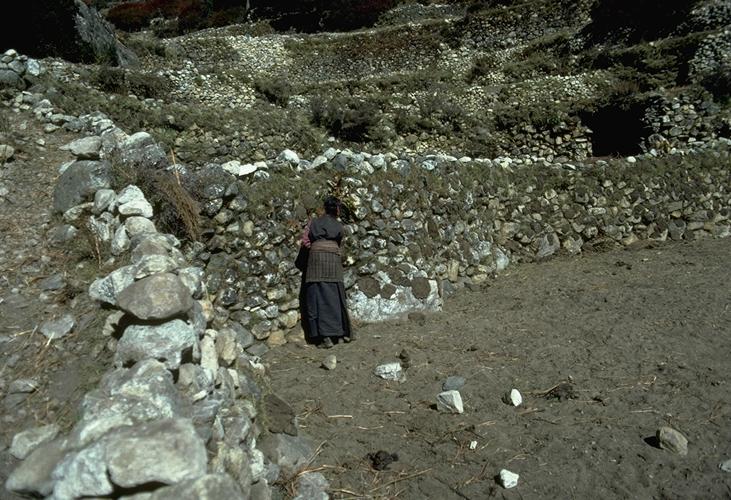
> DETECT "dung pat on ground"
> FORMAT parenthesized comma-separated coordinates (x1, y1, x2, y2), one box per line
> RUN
(265, 238, 731, 499)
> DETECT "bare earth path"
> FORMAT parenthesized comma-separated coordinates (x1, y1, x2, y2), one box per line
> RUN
(265, 238, 731, 499)
(0, 108, 110, 496)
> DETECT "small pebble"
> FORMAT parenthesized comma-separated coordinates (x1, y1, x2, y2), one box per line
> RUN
(322, 354, 337, 370)
(503, 388, 523, 407)
(657, 426, 688, 456)
(374, 362, 404, 382)
(437, 390, 464, 414)
(469, 441, 477, 450)
(499, 469, 519, 489)
(719, 459, 731, 472)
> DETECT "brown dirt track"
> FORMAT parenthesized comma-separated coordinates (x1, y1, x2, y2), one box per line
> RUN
(265, 237, 731, 499)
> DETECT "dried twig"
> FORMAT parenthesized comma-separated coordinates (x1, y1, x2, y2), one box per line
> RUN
(370, 468, 432, 492)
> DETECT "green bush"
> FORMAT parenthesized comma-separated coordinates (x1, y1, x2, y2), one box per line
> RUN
(92, 67, 170, 99)
(310, 96, 381, 142)
(254, 76, 292, 107)
(494, 103, 566, 131)
(467, 54, 500, 82)
(700, 64, 731, 104)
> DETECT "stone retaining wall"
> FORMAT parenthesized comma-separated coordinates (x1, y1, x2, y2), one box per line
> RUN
(5, 91, 328, 500)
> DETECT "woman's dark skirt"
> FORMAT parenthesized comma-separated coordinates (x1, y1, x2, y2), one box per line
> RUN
(303, 281, 351, 342)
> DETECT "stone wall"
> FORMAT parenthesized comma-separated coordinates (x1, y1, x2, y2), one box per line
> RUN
(5, 87, 328, 500)
(187, 137, 730, 357)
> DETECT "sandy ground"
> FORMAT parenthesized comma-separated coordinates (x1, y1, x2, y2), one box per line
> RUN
(265, 237, 731, 499)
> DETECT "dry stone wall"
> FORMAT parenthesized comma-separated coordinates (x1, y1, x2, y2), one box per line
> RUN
(190, 138, 730, 358)
(4, 83, 329, 500)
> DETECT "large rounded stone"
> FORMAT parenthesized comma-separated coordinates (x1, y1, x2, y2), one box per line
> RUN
(117, 273, 192, 320)
(105, 418, 207, 488)
(115, 320, 197, 370)
(52, 160, 111, 213)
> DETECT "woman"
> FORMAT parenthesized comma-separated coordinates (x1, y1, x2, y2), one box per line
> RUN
(299, 196, 352, 348)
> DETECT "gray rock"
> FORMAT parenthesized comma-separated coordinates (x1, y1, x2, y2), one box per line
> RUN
(105, 418, 207, 488)
(134, 254, 179, 279)
(73, 360, 180, 446)
(119, 138, 169, 171)
(52, 160, 111, 213)
(39, 314, 75, 340)
(178, 267, 205, 299)
(148, 474, 246, 500)
(536, 233, 560, 259)
(294, 472, 329, 500)
(117, 273, 192, 320)
(437, 390, 464, 414)
(668, 219, 687, 241)
(48, 224, 78, 245)
(63, 136, 102, 160)
(0, 69, 25, 90)
(657, 426, 688, 455)
(0, 143, 15, 162)
(442, 376, 465, 391)
(4, 438, 70, 497)
(720, 459, 731, 472)
(9, 378, 39, 393)
(125, 216, 157, 236)
(258, 433, 312, 476)
(263, 394, 297, 436)
(246, 342, 269, 357)
(112, 225, 131, 255)
(89, 265, 136, 305)
(52, 440, 113, 498)
(209, 444, 252, 496)
(115, 319, 197, 370)
(117, 185, 153, 218)
(39, 274, 66, 291)
(215, 328, 239, 366)
(93, 188, 116, 213)
(250, 478, 272, 500)
(10, 424, 60, 460)
(74, 0, 139, 67)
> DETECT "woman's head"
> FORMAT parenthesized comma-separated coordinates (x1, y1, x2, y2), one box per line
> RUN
(323, 196, 341, 216)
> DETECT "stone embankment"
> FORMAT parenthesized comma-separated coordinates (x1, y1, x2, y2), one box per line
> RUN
(4, 83, 325, 499)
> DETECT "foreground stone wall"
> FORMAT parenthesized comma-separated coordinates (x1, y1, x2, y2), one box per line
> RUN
(5, 92, 328, 500)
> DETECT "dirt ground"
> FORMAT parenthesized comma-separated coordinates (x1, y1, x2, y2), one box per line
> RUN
(0, 107, 111, 497)
(265, 237, 731, 499)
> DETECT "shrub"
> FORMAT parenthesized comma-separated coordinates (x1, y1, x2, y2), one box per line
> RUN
(494, 103, 566, 131)
(700, 64, 731, 104)
(92, 67, 170, 99)
(310, 96, 381, 142)
(254, 76, 292, 107)
(467, 54, 500, 82)
(111, 160, 201, 240)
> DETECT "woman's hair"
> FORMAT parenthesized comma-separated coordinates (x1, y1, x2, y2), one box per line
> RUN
(323, 196, 341, 216)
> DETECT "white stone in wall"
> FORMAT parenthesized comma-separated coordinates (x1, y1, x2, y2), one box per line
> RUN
(348, 279, 441, 323)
